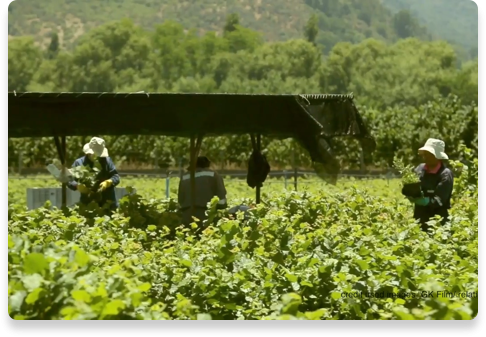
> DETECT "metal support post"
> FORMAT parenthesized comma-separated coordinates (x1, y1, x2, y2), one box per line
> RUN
(54, 135, 68, 208)
(256, 134, 261, 204)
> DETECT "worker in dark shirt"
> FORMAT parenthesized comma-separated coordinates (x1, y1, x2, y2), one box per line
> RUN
(408, 138, 454, 232)
(68, 137, 121, 211)
(178, 156, 227, 226)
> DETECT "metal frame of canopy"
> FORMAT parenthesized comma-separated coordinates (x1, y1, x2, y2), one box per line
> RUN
(8, 91, 376, 216)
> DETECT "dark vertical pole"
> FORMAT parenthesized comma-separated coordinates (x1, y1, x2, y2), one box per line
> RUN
(61, 136, 67, 208)
(190, 135, 196, 218)
(179, 157, 183, 180)
(293, 167, 298, 192)
(293, 147, 298, 191)
(54, 136, 67, 209)
(256, 134, 261, 204)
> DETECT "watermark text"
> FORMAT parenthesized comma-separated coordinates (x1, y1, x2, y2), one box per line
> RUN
(340, 291, 477, 299)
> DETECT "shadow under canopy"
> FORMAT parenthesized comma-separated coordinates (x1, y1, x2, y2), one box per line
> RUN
(8, 91, 376, 209)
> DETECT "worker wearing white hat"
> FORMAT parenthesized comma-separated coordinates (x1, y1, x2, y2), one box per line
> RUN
(68, 137, 121, 211)
(407, 138, 454, 231)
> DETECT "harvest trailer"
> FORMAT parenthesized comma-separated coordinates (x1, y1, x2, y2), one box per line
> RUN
(8, 91, 376, 217)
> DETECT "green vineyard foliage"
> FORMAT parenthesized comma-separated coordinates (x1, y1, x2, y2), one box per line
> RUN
(8, 149, 478, 320)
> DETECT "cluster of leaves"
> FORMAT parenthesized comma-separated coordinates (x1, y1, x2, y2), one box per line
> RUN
(69, 162, 102, 192)
(8, 151, 478, 320)
(393, 156, 420, 185)
(448, 145, 478, 203)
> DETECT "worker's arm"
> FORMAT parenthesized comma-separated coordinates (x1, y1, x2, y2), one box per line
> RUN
(428, 169, 454, 209)
(67, 159, 82, 191)
(214, 172, 227, 209)
(105, 157, 120, 187)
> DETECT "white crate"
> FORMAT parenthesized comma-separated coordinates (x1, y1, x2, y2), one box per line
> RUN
(26, 187, 134, 210)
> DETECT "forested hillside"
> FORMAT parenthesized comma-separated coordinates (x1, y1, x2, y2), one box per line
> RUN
(381, 0, 478, 59)
(8, 0, 430, 53)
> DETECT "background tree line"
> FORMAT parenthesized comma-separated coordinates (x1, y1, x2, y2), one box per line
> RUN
(8, 15, 478, 172)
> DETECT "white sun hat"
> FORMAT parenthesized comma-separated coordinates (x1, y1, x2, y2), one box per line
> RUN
(83, 143, 94, 155)
(88, 137, 109, 157)
(418, 138, 448, 160)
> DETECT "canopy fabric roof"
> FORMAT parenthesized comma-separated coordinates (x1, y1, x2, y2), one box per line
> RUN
(8, 91, 376, 182)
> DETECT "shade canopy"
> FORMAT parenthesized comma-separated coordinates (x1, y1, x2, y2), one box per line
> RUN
(8, 91, 376, 182)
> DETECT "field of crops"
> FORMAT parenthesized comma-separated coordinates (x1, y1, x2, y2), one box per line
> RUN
(8, 159, 478, 319)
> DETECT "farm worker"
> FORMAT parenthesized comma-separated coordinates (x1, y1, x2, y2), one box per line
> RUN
(178, 156, 227, 226)
(67, 137, 121, 211)
(408, 138, 454, 232)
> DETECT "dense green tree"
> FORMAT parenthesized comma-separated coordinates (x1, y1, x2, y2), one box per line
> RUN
(223, 13, 240, 35)
(8, 37, 43, 91)
(304, 14, 319, 45)
(393, 9, 420, 38)
(47, 32, 60, 59)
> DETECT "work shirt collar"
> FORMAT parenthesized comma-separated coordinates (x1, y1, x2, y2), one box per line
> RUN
(424, 161, 442, 174)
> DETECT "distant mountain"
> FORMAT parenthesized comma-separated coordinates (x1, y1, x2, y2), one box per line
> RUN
(381, 0, 478, 59)
(9, 0, 429, 52)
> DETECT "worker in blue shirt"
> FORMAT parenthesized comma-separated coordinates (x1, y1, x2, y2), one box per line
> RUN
(68, 137, 120, 211)
(407, 138, 454, 232)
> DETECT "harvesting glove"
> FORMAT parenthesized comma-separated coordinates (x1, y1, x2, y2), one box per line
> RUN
(98, 179, 113, 192)
(413, 197, 430, 206)
(77, 184, 90, 194)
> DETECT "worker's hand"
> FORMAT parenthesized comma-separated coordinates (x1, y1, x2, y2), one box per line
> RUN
(413, 197, 430, 206)
(98, 179, 113, 192)
(77, 184, 90, 194)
